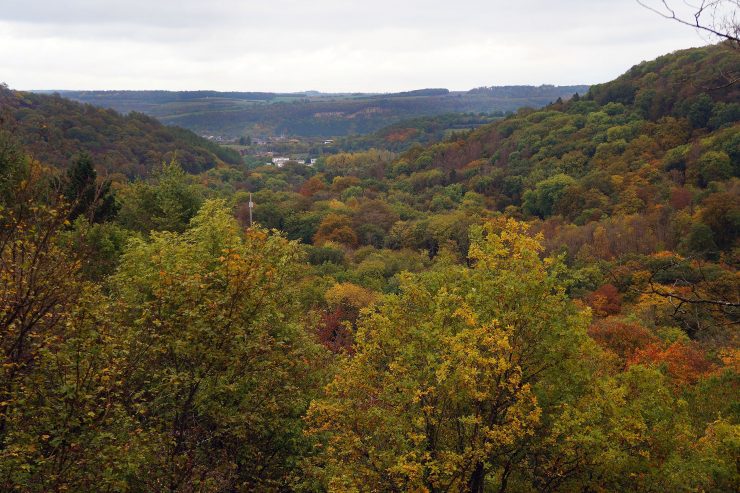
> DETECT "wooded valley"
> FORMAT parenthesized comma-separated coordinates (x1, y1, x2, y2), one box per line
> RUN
(0, 41, 738, 492)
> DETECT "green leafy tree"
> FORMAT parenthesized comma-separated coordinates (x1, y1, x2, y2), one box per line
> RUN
(522, 174, 577, 218)
(682, 222, 719, 259)
(0, 287, 151, 492)
(0, 141, 81, 462)
(697, 150, 733, 185)
(116, 160, 203, 233)
(111, 200, 326, 491)
(526, 365, 721, 491)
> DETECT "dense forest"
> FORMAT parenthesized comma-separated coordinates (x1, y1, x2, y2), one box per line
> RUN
(0, 85, 241, 177)
(335, 113, 506, 153)
(0, 42, 738, 492)
(55, 85, 590, 139)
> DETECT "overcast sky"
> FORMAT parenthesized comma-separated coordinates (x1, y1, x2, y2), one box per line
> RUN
(0, 0, 728, 92)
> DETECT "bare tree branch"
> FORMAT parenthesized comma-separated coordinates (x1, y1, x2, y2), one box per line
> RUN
(637, 0, 740, 45)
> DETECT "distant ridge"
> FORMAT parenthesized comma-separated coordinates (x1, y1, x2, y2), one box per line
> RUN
(48, 85, 590, 138)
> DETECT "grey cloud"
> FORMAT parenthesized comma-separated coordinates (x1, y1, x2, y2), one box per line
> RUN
(0, 0, 718, 92)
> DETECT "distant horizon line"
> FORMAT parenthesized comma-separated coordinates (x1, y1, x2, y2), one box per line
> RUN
(21, 83, 592, 96)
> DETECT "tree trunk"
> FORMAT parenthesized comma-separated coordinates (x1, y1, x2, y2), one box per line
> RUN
(468, 462, 485, 493)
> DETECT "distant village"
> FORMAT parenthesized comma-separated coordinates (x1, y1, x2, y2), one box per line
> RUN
(270, 156, 318, 167)
(203, 133, 334, 167)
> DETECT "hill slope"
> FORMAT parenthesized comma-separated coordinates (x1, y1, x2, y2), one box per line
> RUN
(232, 42, 738, 340)
(54, 85, 589, 139)
(0, 85, 242, 177)
(235, 43, 738, 231)
(1, 42, 738, 493)
(380, 42, 739, 217)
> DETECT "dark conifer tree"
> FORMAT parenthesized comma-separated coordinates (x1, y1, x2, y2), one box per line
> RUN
(64, 153, 118, 222)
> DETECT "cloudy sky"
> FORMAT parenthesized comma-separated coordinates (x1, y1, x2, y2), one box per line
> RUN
(0, 0, 727, 92)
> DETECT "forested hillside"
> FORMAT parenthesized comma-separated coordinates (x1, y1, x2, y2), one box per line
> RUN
(56, 85, 589, 138)
(335, 113, 505, 152)
(0, 85, 241, 177)
(0, 43, 738, 492)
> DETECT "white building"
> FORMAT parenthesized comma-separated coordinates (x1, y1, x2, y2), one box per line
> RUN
(272, 157, 307, 167)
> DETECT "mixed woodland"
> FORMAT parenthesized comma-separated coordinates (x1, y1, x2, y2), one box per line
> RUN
(57, 85, 590, 139)
(0, 42, 738, 492)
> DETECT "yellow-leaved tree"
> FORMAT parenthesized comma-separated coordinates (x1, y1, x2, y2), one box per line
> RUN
(306, 219, 592, 492)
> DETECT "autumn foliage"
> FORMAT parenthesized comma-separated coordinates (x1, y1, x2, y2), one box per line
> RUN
(588, 317, 657, 364)
(1, 42, 739, 492)
(629, 340, 715, 387)
(585, 284, 623, 316)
